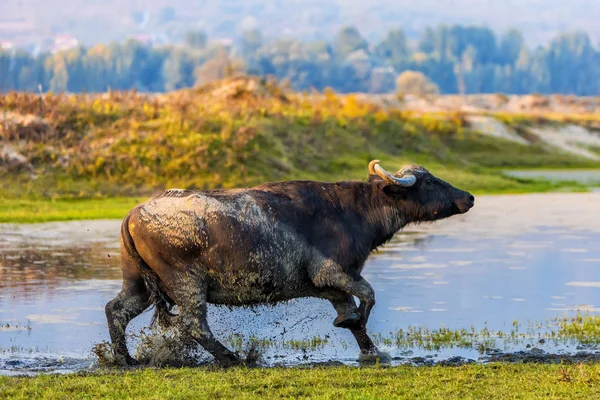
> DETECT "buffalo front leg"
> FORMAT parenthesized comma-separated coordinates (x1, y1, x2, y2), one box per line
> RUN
(105, 279, 150, 366)
(326, 292, 390, 363)
(173, 278, 239, 367)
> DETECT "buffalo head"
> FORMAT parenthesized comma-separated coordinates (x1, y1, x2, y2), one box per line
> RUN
(368, 159, 475, 222)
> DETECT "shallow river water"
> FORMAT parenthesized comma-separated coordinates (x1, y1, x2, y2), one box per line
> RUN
(1, 192, 600, 374)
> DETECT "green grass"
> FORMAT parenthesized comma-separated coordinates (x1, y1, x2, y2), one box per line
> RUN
(0, 169, 592, 223)
(2, 364, 600, 399)
(0, 197, 144, 223)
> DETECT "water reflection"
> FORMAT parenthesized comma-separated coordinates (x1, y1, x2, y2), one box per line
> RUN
(504, 169, 600, 184)
(1, 193, 600, 373)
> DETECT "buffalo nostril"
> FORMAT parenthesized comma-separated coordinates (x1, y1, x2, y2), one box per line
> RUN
(469, 195, 475, 203)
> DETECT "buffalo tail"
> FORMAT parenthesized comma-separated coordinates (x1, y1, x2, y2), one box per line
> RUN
(121, 212, 177, 328)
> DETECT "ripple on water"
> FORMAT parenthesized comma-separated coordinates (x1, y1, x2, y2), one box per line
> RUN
(509, 242, 552, 249)
(565, 282, 600, 288)
(25, 315, 79, 324)
(449, 261, 473, 266)
(430, 248, 477, 253)
(390, 263, 447, 270)
(390, 306, 423, 313)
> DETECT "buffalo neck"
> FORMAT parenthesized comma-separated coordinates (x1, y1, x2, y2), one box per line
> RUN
(334, 181, 407, 251)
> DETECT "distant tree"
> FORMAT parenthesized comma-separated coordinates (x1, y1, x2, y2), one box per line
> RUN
(239, 28, 263, 59)
(454, 45, 476, 94)
(82, 45, 109, 92)
(396, 70, 439, 96)
(447, 25, 497, 64)
(7, 50, 36, 91)
(545, 32, 595, 94)
(163, 49, 194, 91)
(0, 51, 11, 91)
(48, 56, 69, 92)
(375, 29, 411, 69)
(499, 29, 525, 65)
(333, 26, 368, 59)
(3, 23, 600, 96)
(185, 30, 208, 49)
(418, 27, 436, 54)
(527, 48, 551, 93)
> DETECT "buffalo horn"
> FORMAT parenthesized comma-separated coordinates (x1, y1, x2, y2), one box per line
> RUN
(368, 159, 381, 175)
(371, 160, 417, 187)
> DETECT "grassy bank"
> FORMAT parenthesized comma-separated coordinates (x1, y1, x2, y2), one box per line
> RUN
(2, 77, 600, 223)
(2, 364, 600, 399)
(0, 178, 593, 224)
(0, 197, 145, 223)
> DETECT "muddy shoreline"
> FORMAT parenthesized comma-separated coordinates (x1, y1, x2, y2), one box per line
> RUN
(5, 348, 600, 377)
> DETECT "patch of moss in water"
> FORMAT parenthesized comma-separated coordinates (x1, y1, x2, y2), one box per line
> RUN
(374, 326, 497, 353)
(556, 312, 600, 344)
(0, 320, 32, 333)
(370, 311, 600, 353)
(213, 311, 600, 355)
(225, 333, 330, 353)
(0, 345, 44, 355)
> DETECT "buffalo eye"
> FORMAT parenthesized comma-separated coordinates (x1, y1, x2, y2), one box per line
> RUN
(425, 178, 433, 185)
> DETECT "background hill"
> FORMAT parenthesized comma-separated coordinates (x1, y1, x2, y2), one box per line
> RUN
(3, 0, 600, 48)
(2, 77, 600, 205)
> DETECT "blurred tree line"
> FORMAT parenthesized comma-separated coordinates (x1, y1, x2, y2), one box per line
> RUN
(2, 24, 600, 95)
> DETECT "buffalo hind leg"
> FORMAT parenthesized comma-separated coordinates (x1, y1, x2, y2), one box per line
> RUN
(311, 261, 376, 327)
(351, 277, 376, 327)
(173, 277, 239, 367)
(105, 278, 150, 366)
(324, 290, 361, 330)
(326, 292, 390, 363)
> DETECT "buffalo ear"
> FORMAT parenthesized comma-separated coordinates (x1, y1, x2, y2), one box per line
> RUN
(382, 184, 407, 200)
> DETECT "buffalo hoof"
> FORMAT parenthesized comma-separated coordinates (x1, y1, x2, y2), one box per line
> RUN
(126, 356, 141, 367)
(333, 312, 362, 330)
(359, 349, 392, 364)
(114, 353, 140, 368)
(217, 352, 242, 368)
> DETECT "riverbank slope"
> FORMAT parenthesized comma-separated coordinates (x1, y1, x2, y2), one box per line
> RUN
(2, 76, 600, 222)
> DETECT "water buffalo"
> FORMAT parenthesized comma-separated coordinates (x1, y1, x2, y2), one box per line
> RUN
(105, 160, 475, 366)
